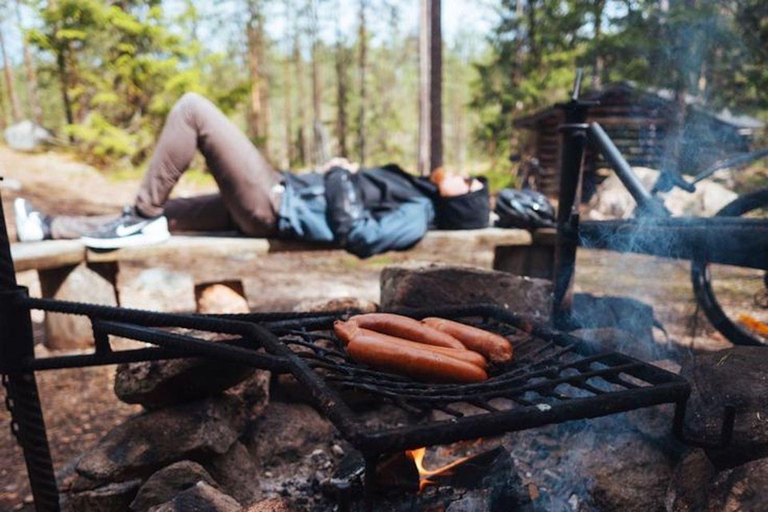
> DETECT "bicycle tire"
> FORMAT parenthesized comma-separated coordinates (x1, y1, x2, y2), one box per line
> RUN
(691, 188, 768, 346)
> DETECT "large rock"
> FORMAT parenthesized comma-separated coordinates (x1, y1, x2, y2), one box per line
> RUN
(246, 402, 335, 466)
(205, 442, 260, 506)
(667, 452, 768, 512)
(571, 328, 669, 362)
(64, 479, 142, 512)
(4, 120, 52, 151)
(115, 353, 256, 410)
(504, 418, 677, 512)
(681, 347, 768, 468)
(118, 266, 196, 313)
(291, 297, 378, 314)
(196, 282, 250, 314)
(380, 263, 551, 319)
(666, 449, 718, 512)
(41, 263, 118, 350)
(148, 481, 241, 512)
(571, 293, 658, 346)
(586, 166, 737, 220)
(75, 396, 245, 484)
(130, 461, 218, 512)
(704, 456, 768, 511)
(244, 498, 296, 512)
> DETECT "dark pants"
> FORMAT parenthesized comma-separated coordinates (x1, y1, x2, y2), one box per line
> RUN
(51, 93, 283, 239)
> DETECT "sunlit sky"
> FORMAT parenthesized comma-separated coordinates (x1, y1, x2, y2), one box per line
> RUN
(2, 0, 496, 64)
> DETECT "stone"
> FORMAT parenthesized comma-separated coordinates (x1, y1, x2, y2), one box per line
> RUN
(586, 166, 737, 220)
(118, 266, 196, 313)
(380, 263, 551, 320)
(75, 396, 245, 484)
(667, 453, 768, 512)
(226, 369, 271, 418)
(4, 120, 52, 151)
(196, 282, 249, 314)
(681, 347, 768, 468)
(148, 481, 241, 512)
(582, 432, 674, 512)
(704, 456, 768, 511)
(504, 420, 676, 512)
(246, 402, 335, 467)
(571, 328, 669, 362)
(291, 297, 378, 314)
(666, 449, 718, 512)
(205, 442, 261, 506)
(130, 461, 218, 512)
(244, 498, 296, 512)
(40, 263, 118, 350)
(114, 351, 256, 409)
(571, 293, 658, 346)
(64, 479, 142, 512)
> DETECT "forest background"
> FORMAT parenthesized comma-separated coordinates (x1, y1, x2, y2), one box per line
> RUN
(0, 0, 766, 186)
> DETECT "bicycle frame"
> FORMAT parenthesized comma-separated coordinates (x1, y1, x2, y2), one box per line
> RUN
(551, 78, 768, 328)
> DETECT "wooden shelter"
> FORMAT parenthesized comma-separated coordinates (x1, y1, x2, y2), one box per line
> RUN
(513, 82, 765, 197)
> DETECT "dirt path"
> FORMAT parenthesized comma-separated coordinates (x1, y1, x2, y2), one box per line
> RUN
(0, 145, 736, 511)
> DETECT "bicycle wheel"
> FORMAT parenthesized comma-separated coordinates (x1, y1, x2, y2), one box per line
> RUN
(691, 188, 768, 346)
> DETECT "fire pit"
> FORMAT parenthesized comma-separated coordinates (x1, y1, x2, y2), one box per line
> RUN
(260, 305, 692, 489)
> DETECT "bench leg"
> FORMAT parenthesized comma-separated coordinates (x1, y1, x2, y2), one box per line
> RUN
(39, 262, 118, 350)
(493, 244, 556, 280)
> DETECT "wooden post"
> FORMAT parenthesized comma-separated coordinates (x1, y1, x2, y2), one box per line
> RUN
(418, 0, 443, 176)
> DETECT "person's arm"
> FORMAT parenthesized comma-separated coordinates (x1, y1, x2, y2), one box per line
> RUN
(344, 197, 433, 258)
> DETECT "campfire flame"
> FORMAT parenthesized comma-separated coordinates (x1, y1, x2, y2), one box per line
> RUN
(405, 447, 472, 492)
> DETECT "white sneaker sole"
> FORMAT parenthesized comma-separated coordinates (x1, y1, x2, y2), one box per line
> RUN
(82, 217, 171, 250)
(14, 197, 44, 242)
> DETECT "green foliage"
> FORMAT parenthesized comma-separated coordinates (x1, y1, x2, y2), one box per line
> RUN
(472, 0, 768, 174)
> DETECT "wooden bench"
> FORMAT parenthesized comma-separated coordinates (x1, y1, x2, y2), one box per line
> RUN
(11, 228, 555, 348)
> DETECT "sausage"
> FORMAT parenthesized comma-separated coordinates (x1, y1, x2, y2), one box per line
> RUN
(354, 328, 487, 368)
(346, 330, 488, 383)
(421, 317, 513, 363)
(334, 319, 359, 345)
(347, 313, 466, 350)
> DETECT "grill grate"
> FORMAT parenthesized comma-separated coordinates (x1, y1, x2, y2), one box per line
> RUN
(263, 305, 691, 457)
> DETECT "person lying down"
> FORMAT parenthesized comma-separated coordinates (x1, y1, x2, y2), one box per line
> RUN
(15, 93, 488, 258)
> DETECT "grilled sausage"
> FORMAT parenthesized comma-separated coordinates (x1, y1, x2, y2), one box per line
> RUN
(354, 328, 486, 368)
(347, 313, 466, 350)
(346, 329, 488, 383)
(421, 317, 513, 363)
(334, 319, 359, 345)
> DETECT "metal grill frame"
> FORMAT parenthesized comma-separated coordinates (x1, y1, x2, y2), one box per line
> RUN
(261, 305, 692, 457)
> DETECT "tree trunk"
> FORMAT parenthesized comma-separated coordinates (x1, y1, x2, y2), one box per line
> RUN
(294, 31, 310, 166)
(56, 50, 74, 128)
(418, 0, 442, 175)
(310, 2, 325, 165)
(334, 22, 349, 157)
(527, 0, 539, 66)
(0, 26, 22, 123)
(246, 11, 265, 145)
(16, 0, 43, 124)
(283, 54, 294, 167)
(356, 0, 368, 165)
(0, 77, 7, 130)
(591, 0, 605, 90)
(257, 15, 270, 156)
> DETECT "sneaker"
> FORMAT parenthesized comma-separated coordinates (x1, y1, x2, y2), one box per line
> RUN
(14, 198, 51, 242)
(81, 206, 170, 249)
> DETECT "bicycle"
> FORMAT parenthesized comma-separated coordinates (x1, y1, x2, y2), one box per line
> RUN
(552, 70, 768, 346)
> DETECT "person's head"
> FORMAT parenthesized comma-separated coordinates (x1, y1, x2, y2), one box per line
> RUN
(429, 167, 490, 230)
(430, 167, 484, 197)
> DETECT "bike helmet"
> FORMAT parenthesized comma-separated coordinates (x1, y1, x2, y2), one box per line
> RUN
(494, 188, 556, 230)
